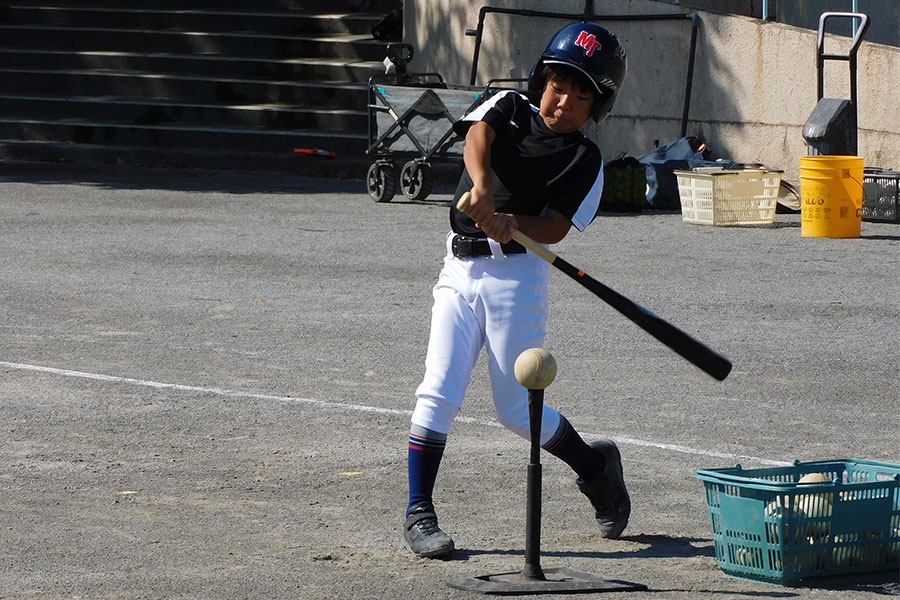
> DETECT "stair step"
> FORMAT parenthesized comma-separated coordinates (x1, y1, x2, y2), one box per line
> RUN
(0, 49, 387, 82)
(0, 94, 370, 131)
(0, 117, 368, 154)
(0, 0, 409, 175)
(0, 25, 395, 61)
(0, 68, 371, 107)
(2, 6, 391, 36)
(2, 0, 402, 12)
(0, 138, 380, 177)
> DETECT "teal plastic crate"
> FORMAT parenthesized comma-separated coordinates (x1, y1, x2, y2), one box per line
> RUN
(696, 459, 900, 584)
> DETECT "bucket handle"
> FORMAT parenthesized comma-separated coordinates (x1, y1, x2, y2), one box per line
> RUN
(803, 171, 864, 188)
(845, 170, 864, 188)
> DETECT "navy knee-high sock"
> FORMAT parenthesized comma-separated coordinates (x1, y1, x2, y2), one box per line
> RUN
(407, 425, 447, 516)
(542, 415, 605, 481)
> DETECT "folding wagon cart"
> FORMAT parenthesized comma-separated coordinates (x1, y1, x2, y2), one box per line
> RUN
(365, 43, 522, 202)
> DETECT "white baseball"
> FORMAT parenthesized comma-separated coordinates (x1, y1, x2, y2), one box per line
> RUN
(514, 348, 557, 390)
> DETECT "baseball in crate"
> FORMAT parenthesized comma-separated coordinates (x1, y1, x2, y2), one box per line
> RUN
(696, 459, 900, 584)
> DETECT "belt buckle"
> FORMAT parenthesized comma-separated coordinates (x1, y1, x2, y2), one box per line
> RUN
(452, 235, 471, 258)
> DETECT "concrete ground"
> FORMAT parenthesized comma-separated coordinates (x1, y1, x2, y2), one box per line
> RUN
(0, 161, 897, 599)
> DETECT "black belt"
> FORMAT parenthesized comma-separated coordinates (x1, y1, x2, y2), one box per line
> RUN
(451, 235, 526, 258)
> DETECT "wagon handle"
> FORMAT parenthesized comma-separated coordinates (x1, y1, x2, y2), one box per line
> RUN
(816, 12, 869, 102)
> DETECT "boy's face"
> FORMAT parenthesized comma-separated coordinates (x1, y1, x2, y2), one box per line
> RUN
(539, 74, 594, 133)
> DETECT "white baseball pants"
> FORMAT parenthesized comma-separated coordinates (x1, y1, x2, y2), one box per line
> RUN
(412, 233, 563, 443)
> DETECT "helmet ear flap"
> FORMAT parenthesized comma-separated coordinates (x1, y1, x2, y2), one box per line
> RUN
(527, 58, 547, 95)
(590, 79, 623, 122)
(592, 90, 612, 122)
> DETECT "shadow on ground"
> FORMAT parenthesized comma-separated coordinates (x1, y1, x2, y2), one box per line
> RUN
(0, 159, 362, 195)
(454, 533, 715, 561)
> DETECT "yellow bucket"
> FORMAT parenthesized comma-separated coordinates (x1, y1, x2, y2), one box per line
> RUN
(800, 155, 864, 238)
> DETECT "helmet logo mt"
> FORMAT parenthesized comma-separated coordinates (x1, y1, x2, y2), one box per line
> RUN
(574, 31, 602, 57)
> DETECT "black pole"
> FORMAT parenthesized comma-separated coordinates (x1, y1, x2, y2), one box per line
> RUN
(849, 50, 858, 155)
(582, 0, 595, 20)
(522, 388, 545, 580)
(681, 14, 699, 137)
(446, 372, 648, 593)
(468, 7, 488, 87)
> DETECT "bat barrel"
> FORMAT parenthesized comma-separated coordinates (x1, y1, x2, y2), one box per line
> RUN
(552, 258, 732, 381)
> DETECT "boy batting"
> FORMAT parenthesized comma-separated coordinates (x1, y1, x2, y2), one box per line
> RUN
(403, 22, 629, 558)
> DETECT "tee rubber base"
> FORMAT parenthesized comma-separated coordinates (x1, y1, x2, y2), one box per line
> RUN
(447, 567, 648, 595)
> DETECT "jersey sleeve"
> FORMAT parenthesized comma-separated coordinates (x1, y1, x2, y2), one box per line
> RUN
(452, 90, 530, 136)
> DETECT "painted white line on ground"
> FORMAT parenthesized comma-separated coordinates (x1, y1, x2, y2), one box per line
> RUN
(1, 360, 790, 466)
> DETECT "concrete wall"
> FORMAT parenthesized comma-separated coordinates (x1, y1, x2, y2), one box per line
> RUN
(403, 0, 900, 183)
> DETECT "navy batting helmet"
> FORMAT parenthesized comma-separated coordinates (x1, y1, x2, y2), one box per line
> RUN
(528, 22, 627, 122)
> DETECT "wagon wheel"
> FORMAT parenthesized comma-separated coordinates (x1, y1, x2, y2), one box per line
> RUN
(400, 160, 433, 201)
(367, 162, 396, 203)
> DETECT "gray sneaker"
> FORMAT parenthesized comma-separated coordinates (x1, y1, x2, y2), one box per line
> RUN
(576, 440, 630, 538)
(402, 504, 455, 558)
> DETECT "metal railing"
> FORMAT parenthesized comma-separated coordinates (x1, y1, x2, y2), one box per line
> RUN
(764, 0, 862, 35)
(464, 4, 701, 137)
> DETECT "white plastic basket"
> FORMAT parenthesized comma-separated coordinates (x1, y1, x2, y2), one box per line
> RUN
(676, 168, 781, 226)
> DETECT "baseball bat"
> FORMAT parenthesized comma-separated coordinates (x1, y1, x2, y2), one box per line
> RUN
(457, 192, 732, 381)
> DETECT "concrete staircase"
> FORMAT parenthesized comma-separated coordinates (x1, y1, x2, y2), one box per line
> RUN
(0, 0, 402, 176)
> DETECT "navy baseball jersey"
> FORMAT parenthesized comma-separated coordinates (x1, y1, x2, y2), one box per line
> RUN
(450, 90, 604, 237)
